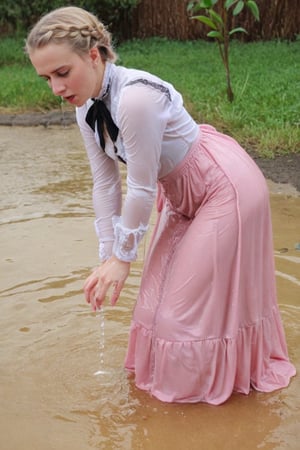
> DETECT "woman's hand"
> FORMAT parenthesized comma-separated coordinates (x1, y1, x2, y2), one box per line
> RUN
(83, 255, 131, 311)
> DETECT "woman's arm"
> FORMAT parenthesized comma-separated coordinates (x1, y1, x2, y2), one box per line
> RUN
(112, 84, 170, 260)
(76, 106, 122, 261)
(80, 85, 170, 308)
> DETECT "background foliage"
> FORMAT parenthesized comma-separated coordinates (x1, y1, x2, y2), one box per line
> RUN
(130, 0, 299, 41)
(0, 1, 299, 157)
(0, 36, 299, 157)
(0, 0, 139, 41)
(0, 0, 299, 41)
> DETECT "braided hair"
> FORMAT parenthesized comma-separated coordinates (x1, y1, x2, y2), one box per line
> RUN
(25, 6, 117, 62)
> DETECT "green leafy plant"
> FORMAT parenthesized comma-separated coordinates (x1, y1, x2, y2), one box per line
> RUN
(188, 0, 260, 102)
(0, 0, 140, 42)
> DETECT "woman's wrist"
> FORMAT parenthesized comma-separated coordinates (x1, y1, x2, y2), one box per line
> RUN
(110, 254, 131, 266)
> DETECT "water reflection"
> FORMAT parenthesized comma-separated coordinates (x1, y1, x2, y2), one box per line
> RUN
(0, 125, 299, 450)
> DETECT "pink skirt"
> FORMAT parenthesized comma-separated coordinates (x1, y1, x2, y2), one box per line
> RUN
(124, 124, 296, 404)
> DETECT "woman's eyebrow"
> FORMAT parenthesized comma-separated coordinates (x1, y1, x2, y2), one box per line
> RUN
(38, 65, 69, 77)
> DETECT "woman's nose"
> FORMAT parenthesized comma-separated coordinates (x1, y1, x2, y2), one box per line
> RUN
(50, 79, 66, 96)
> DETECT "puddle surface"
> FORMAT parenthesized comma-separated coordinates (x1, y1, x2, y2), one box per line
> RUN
(0, 126, 299, 450)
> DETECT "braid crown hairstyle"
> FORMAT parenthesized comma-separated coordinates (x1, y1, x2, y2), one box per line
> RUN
(25, 6, 117, 62)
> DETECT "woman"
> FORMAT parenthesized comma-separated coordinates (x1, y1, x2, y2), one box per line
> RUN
(26, 6, 295, 405)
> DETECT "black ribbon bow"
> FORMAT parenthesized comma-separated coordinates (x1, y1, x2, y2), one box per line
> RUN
(85, 99, 119, 152)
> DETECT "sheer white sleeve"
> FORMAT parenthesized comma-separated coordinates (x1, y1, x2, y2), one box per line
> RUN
(77, 84, 171, 262)
(76, 106, 122, 261)
(113, 84, 170, 261)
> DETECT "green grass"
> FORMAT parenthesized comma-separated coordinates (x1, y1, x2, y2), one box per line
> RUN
(0, 37, 63, 111)
(0, 36, 299, 157)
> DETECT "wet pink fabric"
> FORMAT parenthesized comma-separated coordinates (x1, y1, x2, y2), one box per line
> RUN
(124, 125, 296, 404)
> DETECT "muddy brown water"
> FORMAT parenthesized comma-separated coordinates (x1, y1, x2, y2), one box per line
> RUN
(0, 125, 299, 450)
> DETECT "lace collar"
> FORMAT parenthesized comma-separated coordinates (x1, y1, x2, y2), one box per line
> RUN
(95, 62, 113, 100)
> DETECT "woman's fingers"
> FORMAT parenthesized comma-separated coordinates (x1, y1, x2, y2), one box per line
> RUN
(83, 269, 99, 304)
(84, 272, 116, 310)
(110, 281, 123, 306)
(93, 280, 109, 307)
(84, 258, 130, 310)
(93, 278, 122, 308)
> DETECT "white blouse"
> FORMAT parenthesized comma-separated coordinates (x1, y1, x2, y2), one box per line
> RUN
(76, 63, 199, 261)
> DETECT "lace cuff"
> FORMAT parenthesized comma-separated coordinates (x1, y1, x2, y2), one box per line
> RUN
(112, 215, 148, 262)
(98, 241, 113, 261)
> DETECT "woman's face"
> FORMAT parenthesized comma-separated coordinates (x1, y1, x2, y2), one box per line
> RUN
(29, 42, 104, 106)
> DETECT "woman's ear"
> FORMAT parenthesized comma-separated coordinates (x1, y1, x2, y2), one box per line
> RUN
(89, 46, 100, 65)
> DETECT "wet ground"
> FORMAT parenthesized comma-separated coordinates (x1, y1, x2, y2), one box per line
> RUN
(1, 109, 299, 192)
(0, 124, 299, 450)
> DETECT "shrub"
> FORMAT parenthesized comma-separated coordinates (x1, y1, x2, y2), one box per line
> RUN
(0, 0, 139, 42)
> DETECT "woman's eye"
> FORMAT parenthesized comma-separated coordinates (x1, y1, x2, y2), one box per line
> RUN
(58, 71, 69, 77)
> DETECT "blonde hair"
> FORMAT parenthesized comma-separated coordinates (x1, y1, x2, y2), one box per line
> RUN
(25, 6, 117, 62)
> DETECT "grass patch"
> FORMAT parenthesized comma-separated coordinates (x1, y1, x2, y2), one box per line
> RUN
(0, 65, 62, 111)
(0, 36, 299, 156)
(118, 38, 300, 156)
(0, 36, 28, 66)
